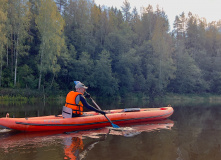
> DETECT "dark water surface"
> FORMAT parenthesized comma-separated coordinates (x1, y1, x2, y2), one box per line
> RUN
(0, 99, 221, 160)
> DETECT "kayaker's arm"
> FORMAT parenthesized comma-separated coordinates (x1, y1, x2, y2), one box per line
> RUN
(79, 95, 106, 115)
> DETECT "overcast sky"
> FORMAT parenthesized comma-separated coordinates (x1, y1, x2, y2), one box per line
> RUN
(94, 0, 221, 29)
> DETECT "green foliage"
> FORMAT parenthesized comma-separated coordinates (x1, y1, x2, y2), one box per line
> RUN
(91, 50, 118, 96)
(168, 52, 204, 93)
(18, 64, 38, 89)
(74, 52, 94, 83)
(1, 0, 221, 99)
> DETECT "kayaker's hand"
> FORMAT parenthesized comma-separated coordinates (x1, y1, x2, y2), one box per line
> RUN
(85, 93, 91, 99)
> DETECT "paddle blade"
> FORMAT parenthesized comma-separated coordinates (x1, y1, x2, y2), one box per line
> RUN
(111, 123, 120, 128)
(104, 114, 120, 128)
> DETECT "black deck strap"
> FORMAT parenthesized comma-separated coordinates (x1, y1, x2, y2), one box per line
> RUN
(63, 111, 71, 115)
(55, 115, 62, 117)
(65, 102, 75, 105)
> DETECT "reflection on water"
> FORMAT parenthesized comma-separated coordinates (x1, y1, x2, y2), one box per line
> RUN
(1, 100, 221, 160)
(0, 102, 62, 118)
(172, 106, 221, 160)
(0, 120, 173, 160)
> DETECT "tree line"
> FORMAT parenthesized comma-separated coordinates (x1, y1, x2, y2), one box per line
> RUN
(0, 0, 221, 98)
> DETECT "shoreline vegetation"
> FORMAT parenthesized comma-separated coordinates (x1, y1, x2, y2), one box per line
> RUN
(0, 88, 66, 104)
(161, 94, 221, 107)
(1, 88, 221, 106)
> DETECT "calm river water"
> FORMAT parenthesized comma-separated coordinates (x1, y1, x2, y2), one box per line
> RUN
(0, 98, 221, 160)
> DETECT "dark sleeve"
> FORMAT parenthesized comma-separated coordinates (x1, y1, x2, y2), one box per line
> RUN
(79, 95, 105, 114)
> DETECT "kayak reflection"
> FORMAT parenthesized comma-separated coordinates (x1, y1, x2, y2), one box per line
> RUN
(64, 132, 108, 160)
(64, 119, 174, 160)
(0, 119, 174, 160)
(64, 137, 83, 160)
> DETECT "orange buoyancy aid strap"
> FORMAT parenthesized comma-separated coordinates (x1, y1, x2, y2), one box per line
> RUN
(65, 91, 83, 115)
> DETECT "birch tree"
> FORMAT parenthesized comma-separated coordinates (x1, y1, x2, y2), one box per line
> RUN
(36, 0, 65, 90)
(0, 0, 8, 87)
(14, 0, 31, 87)
(6, 0, 31, 87)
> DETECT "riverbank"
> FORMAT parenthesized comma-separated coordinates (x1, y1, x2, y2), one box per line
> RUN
(1, 88, 221, 106)
(156, 93, 221, 107)
(0, 88, 66, 104)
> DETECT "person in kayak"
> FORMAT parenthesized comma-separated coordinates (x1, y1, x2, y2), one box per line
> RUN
(65, 81, 106, 117)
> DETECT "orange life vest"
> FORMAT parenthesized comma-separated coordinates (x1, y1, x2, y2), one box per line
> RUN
(65, 91, 83, 115)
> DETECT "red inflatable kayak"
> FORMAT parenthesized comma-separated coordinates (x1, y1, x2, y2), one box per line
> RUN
(0, 106, 173, 132)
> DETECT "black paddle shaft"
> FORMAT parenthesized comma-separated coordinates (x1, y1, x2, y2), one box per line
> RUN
(86, 92, 120, 128)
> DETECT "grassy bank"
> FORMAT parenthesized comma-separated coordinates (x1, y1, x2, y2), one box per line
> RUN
(1, 88, 221, 107)
(162, 93, 221, 102)
(0, 88, 66, 104)
(156, 93, 221, 107)
(0, 88, 43, 97)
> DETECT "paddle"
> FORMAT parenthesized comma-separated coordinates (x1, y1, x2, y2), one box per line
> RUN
(86, 92, 120, 129)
